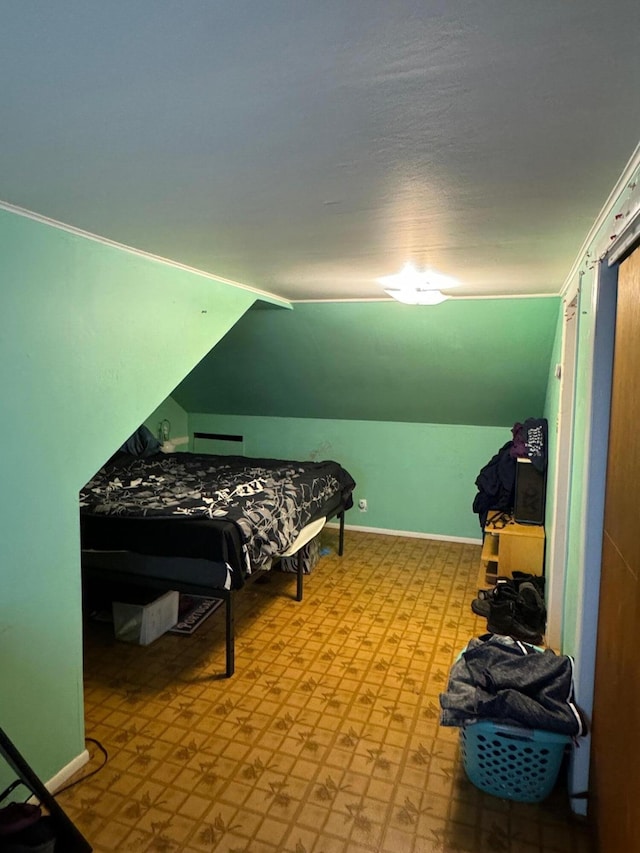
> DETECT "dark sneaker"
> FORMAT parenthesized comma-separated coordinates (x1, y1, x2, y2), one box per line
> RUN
(511, 571, 545, 595)
(471, 578, 517, 618)
(517, 581, 547, 634)
(471, 596, 491, 617)
(486, 599, 544, 644)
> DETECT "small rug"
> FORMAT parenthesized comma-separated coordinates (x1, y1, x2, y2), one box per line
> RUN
(169, 594, 223, 635)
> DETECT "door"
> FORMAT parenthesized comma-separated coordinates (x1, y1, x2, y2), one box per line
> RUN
(591, 247, 640, 851)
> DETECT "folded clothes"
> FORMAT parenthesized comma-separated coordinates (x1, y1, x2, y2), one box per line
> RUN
(439, 634, 584, 736)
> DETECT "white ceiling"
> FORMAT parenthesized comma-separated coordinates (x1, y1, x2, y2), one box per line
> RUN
(2, 2, 640, 301)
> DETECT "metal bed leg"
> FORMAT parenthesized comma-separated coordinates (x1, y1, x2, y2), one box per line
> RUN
(338, 510, 345, 556)
(296, 551, 304, 601)
(225, 593, 235, 677)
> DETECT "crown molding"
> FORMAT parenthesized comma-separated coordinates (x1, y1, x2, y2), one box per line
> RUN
(0, 200, 291, 308)
(560, 141, 640, 295)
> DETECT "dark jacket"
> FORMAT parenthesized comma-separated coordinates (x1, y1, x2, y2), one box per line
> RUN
(472, 441, 516, 529)
(439, 634, 584, 736)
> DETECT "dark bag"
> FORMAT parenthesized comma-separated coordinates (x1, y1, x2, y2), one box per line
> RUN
(0, 803, 56, 853)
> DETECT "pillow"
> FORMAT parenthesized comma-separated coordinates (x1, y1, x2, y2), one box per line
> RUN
(119, 424, 162, 458)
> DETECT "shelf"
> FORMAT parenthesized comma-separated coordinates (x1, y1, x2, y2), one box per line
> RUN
(481, 533, 499, 564)
(479, 511, 545, 583)
(479, 560, 499, 588)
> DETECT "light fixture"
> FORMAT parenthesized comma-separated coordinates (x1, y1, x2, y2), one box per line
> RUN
(377, 262, 459, 305)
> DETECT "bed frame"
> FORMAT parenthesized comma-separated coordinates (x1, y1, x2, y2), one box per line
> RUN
(83, 510, 345, 677)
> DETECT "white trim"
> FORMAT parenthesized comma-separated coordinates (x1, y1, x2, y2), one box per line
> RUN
(560, 141, 640, 296)
(447, 292, 558, 300)
(293, 298, 397, 304)
(607, 198, 640, 264)
(545, 288, 579, 649)
(44, 749, 90, 794)
(292, 293, 557, 304)
(0, 199, 291, 309)
(325, 521, 481, 545)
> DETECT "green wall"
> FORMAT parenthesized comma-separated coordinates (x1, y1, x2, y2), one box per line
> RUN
(0, 208, 260, 784)
(543, 304, 564, 592)
(543, 303, 563, 480)
(179, 297, 559, 542)
(175, 298, 560, 427)
(188, 413, 512, 540)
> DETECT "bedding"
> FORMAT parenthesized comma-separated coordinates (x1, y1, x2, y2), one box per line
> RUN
(80, 452, 355, 587)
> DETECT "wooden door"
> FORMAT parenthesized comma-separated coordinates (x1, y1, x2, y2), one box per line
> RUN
(591, 248, 640, 851)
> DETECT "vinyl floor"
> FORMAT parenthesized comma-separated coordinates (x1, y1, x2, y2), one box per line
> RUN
(57, 530, 595, 852)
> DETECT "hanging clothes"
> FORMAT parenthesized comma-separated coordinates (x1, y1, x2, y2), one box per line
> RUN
(511, 418, 548, 472)
(472, 441, 516, 529)
(472, 417, 548, 529)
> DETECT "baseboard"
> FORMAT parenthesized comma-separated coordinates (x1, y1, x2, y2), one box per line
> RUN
(325, 521, 482, 546)
(45, 749, 90, 793)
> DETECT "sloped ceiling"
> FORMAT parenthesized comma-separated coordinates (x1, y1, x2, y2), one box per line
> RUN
(173, 298, 559, 427)
(1, 3, 640, 300)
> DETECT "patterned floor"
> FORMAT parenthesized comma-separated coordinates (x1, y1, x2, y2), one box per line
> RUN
(58, 531, 594, 852)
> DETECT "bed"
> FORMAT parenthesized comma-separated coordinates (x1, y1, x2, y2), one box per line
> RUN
(79, 439, 356, 676)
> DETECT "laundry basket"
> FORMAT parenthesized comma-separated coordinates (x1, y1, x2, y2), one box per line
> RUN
(459, 720, 571, 802)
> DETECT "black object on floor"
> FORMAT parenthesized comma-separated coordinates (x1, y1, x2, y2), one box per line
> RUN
(0, 729, 92, 852)
(0, 814, 57, 852)
(487, 599, 544, 645)
(169, 594, 223, 635)
(471, 579, 518, 618)
(472, 573, 547, 644)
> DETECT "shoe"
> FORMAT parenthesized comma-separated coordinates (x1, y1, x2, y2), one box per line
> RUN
(471, 578, 517, 618)
(517, 581, 547, 634)
(511, 571, 545, 595)
(471, 594, 491, 618)
(486, 599, 544, 644)
(471, 574, 545, 616)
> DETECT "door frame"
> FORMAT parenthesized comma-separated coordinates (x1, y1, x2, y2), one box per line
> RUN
(567, 258, 617, 814)
(545, 291, 578, 650)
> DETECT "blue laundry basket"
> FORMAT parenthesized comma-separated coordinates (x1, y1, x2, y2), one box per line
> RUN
(460, 720, 571, 802)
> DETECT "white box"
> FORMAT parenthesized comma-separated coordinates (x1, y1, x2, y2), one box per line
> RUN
(112, 590, 179, 645)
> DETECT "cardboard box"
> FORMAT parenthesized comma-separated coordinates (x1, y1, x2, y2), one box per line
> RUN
(112, 590, 179, 645)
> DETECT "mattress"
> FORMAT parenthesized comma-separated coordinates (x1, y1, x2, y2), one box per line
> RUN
(80, 452, 355, 589)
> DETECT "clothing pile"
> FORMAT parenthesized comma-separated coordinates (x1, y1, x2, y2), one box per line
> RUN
(472, 417, 548, 529)
(439, 634, 583, 736)
(471, 572, 547, 644)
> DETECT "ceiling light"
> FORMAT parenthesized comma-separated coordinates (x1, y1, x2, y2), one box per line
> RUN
(383, 288, 450, 306)
(377, 262, 458, 305)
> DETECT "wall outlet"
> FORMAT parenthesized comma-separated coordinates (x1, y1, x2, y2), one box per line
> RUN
(358, 498, 368, 512)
